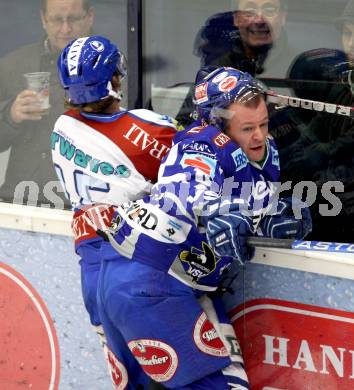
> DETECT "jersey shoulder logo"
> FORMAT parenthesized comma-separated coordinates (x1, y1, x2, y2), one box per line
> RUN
(213, 132, 231, 148)
(232, 148, 249, 172)
(271, 145, 280, 169)
(179, 242, 219, 282)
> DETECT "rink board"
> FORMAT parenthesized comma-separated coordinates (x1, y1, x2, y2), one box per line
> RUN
(0, 203, 112, 390)
(223, 248, 354, 389)
(1, 203, 354, 389)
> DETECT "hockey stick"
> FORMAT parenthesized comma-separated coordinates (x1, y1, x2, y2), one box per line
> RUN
(247, 236, 354, 253)
(266, 90, 354, 119)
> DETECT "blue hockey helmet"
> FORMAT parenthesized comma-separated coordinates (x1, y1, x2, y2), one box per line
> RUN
(57, 35, 127, 104)
(194, 66, 264, 130)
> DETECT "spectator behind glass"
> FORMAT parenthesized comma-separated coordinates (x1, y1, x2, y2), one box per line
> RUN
(177, 0, 296, 126)
(227, 0, 290, 77)
(339, 0, 354, 66)
(277, 0, 354, 243)
(0, 0, 94, 208)
(194, 0, 292, 77)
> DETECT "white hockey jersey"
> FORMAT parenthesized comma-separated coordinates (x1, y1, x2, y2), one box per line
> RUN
(51, 108, 176, 245)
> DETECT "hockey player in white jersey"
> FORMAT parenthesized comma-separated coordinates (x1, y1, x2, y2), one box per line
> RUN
(52, 35, 176, 388)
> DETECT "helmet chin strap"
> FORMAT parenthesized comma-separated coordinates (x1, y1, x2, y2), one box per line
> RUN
(107, 81, 122, 101)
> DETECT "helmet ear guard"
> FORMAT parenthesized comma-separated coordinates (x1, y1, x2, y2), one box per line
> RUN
(116, 52, 127, 80)
(107, 81, 122, 101)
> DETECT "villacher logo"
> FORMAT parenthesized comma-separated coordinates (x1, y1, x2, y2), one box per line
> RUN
(128, 339, 178, 382)
(0, 262, 60, 389)
(194, 312, 228, 357)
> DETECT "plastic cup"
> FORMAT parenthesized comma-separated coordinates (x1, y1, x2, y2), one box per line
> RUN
(24, 72, 51, 112)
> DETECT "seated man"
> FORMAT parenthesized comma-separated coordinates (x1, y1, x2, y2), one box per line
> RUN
(97, 67, 311, 389)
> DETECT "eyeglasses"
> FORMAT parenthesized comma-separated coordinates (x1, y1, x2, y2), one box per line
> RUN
(46, 13, 88, 27)
(241, 4, 281, 18)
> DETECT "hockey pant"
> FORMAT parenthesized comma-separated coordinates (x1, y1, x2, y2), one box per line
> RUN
(78, 241, 151, 389)
(97, 241, 249, 389)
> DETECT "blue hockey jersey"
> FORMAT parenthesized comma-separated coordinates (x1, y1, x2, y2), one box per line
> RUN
(108, 121, 280, 290)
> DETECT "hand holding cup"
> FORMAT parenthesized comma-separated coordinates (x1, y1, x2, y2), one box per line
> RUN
(11, 72, 51, 123)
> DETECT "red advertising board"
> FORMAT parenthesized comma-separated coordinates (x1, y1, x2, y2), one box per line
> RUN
(229, 299, 354, 389)
(0, 262, 60, 389)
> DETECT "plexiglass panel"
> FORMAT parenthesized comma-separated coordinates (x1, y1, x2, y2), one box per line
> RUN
(144, 0, 353, 243)
(0, 0, 127, 209)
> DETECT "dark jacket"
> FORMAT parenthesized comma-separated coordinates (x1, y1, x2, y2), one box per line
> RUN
(0, 39, 69, 207)
(176, 11, 297, 126)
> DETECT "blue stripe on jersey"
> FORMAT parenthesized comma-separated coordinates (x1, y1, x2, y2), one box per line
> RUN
(111, 121, 281, 289)
(80, 110, 127, 123)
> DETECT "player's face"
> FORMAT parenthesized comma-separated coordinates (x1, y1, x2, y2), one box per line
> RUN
(41, 0, 94, 51)
(234, 0, 286, 49)
(342, 21, 354, 64)
(225, 98, 269, 162)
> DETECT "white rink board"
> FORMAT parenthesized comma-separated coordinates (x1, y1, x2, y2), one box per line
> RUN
(0, 203, 111, 390)
(1, 202, 354, 389)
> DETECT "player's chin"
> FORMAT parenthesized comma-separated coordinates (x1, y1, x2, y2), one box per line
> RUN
(248, 145, 265, 162)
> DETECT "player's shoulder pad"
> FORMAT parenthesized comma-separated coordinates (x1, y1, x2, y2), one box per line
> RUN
(55, 110, 77, 127)
(175, 124, 233, 163)
(129, 109, 178, 129)
(63, 108, 80, 118)
(181, 123, 232, 148)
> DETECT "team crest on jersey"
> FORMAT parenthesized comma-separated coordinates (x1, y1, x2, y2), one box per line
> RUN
(232, 148, 248, 172)
(109, 213, 123, 234)
(194, 312, 228, 357)
(107, 350, 129, 389)
(179, 242, 220, 282)
(128, 339, 178, 382)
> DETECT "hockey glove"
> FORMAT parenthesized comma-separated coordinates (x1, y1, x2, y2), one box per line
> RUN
(204, 212, 255, 264)
(259, 197, 312, 240)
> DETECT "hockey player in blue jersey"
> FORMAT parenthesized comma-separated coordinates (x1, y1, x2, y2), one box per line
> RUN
(97, 67, 312, 388)
(53, 36, 177, 388)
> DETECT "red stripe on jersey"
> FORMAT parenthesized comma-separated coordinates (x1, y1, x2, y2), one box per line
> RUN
(184, 157, 211, 175)
(65, 110, 175, 182)
(72, 205, 116, 246)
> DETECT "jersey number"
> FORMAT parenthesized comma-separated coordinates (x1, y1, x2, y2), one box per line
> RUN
(54, 164, 110, 205)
